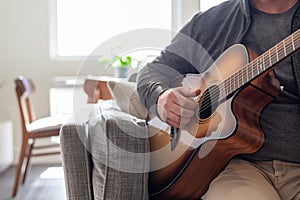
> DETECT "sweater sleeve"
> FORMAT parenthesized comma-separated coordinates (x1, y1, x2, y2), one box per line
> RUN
(137, 0, 250, 118)
(137, 13, 201, 117)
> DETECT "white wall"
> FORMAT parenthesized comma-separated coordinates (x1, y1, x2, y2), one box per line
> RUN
(0, 0, 199, 164)
(182, 0, 200, 22)
(0, 0, 83, 164)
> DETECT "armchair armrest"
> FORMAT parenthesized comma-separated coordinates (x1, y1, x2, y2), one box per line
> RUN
(88, 106, 150, 200)
(60, 123, 93, 200)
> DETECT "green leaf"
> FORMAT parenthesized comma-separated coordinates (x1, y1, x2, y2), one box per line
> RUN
(118, 56, 132, 67)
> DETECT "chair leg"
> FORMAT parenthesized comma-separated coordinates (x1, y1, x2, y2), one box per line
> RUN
(22, 142, 34, 184)
(12, 139, 29, 197)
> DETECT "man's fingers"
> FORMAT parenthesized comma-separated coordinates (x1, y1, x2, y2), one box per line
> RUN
(165, 114, 192, 128)
(170, 104, 195, 118)
(170, 88, 200, 109)
(177, 87, 201, 97)
(157, 87, 200, 128)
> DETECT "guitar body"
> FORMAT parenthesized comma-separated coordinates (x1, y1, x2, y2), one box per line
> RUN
(148, 44, 281, 199)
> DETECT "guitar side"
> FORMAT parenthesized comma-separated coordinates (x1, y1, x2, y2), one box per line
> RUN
(148, 44, 280, 199)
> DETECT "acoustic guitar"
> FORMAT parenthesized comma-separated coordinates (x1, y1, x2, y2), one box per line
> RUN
(148, 28, 300, 200)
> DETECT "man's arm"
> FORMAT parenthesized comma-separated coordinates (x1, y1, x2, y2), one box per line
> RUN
(137, 49, 197, 120)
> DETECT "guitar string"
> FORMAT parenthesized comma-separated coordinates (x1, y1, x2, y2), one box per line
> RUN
(240, 33, 300, 84)
(199, 43, 299, 115)
(199, 32, 300, 111)
(196, 31, 300, 117)
(198, 32, 300, 115)
(228, 31, 300, 95)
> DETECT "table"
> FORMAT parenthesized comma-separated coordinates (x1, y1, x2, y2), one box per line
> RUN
(83, 76, 125, 103)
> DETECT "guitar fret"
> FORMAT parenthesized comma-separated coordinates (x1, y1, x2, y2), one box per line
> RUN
(262, 54, 266, 71)
(263, 54, 266, 71)
(272, 50, 277, 66)
(227, 78, 230, 95)
(230, 77, 233, 94)
(238, 70, 242, 88)
(280, 41, 285, 59)
(276, 44, 279, 62)
(227, 81, 230, 96)
(245, 66, 249, 83)
(256, 60, 260, 76)
(221, 29, 300, 100)
(257, 57, 263, 74)
(246, 64, 250, 82)
(232, 77, 234, 94)
(287, 37, 294, 57)
(269, 50, 272, 67)
(241, 66, 244, 85)
(237, 73, 240, 90)
(223, 82, 227, 99)
(251, 63, 254, 79)
(241, 71, 244, 87)
(295, 33, 300, 49)
(220, 82, 224, 99)
(283, 39, 287, 57)
(292, 34, 295, 51)
(225, 81, 229, 98)
(235, 73, 238, 90)
(233, 74, 236, 92)
(245, 67, 248, 83)
(225, 81, 229, 97)
(256, 59, 259, 75)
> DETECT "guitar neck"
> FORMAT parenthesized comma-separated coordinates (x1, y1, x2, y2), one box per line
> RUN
(222, 28, 300, 99)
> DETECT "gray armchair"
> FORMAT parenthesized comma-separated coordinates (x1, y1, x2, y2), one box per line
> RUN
(60, 101, 150, 200)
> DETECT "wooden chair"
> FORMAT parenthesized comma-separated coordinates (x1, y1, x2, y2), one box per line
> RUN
(12, 76, 70, 197)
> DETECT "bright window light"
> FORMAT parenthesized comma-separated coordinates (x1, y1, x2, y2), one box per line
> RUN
(55, 0, 172, 57)
(200, 0, 227, 11)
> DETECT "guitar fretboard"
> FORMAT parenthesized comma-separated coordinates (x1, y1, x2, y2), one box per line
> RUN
(221, 28, 300, 99)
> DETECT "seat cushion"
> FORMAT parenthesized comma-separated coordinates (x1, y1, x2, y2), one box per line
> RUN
(107, 80, 148, 119)
(27, 114, 72, 132)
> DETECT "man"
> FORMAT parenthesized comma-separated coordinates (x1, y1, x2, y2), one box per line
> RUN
(137, 0, 300, 199)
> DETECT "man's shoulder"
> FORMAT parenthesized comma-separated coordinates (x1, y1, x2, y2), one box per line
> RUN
(183, 0, 246, 37)
(197, 0, 245, 21)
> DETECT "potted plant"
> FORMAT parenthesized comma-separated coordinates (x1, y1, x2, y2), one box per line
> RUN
(112, 55, 132, 78)
(98, 54, 132, 78)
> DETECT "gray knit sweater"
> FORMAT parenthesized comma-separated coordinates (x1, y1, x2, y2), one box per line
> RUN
(137, 0, 300, 163)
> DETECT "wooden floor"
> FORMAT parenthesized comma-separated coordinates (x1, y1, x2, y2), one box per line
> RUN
(0, 165, 66, 200)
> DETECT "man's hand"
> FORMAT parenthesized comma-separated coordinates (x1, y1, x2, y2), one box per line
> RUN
(157, 87, 201, 128)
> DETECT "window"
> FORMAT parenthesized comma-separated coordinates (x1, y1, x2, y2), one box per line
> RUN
(199, 0, 227, 11)
(51, 0, 173, 57)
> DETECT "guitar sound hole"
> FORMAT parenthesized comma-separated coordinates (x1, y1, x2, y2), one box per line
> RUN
(198, 85, 220, 120)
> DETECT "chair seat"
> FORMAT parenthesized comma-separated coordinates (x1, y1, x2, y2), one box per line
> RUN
(26, 114, 72, 132)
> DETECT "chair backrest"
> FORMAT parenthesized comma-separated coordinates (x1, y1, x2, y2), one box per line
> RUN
(15, 76, 36, 128)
